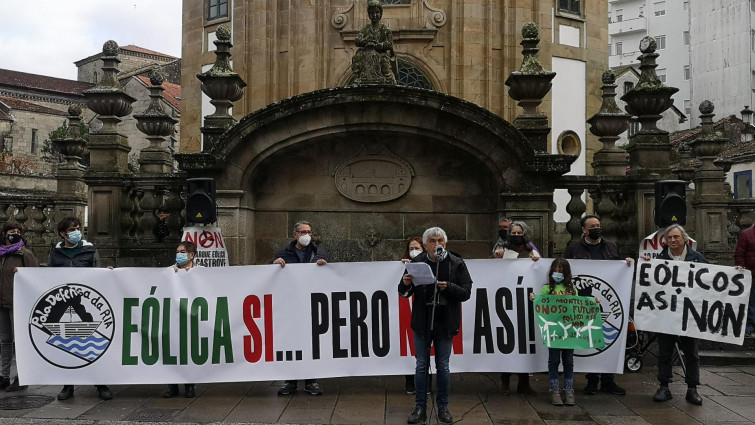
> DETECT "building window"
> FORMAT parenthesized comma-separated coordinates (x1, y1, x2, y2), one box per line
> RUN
(558, 0, 581, 15)
(639, 6, 644, 17)
(347, 59, 434, 90)
(684, 99, 691, 116)
(615, 42, 623, 56)
(657, 68, 667, 83)
(615, 9, 623, 22)
(655, 35, 666, 50)
(655, 1, 666, 16)
(207, 0, 228, 21)
(684, 31, 690, 45)
(684, 65, 691, 80)
(30, 129, 37, 154)
(735, 171, 753, 199)
(624, 81, 634, 95)
(752, 30, 755, 51)
(684, 0, 690, 11)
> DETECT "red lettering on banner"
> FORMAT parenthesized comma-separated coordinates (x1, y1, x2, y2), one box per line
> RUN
(243, 295, 262, 363)
(399, 296, 414, 356)
(264, 294, 273, 362)
(182, 230, 225, 249)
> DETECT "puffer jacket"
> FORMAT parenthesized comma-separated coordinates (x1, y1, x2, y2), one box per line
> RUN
(48, 240, 100, 268)
(735, 226, 755, 274)
(0, 246, 39, 308)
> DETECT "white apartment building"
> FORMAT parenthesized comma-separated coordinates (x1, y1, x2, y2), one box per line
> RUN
(609, 0, 692, 129)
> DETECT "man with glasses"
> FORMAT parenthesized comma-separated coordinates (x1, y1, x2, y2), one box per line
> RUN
(272, 221, 328, 396)
(564, 214, 633, 397)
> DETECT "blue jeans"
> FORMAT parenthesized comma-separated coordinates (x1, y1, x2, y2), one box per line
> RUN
(548, 348, 574, 390)
(414, 329, 452, 410)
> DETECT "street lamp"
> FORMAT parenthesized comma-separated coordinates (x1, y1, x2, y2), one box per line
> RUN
(741, 106, 754, 142)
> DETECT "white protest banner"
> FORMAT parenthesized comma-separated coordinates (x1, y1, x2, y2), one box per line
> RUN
(14, 259, 632, 385)
(639, 228, 696, 259)
(633, 259, 752, 344)
(182, 226, 228, 267)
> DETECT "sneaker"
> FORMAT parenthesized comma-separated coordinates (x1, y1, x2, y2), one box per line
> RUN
(563, 389, 575, 406)
(163, 384, 179, 398)
(438, 406, 453, 423)
(57, 385, 75, 401)
(96, 385, 113, 401)
(583, 381, 598, 395)
(550, 389, 564, 406)
(6, 377, 27, 392)
(304, 382, 323, 395)
(600, 381, 626, 395)
(277, 382, 297, 395)
(407, 406, 426, 424)
(184, 384, 195, 398)
(653, 386, 672, 402)
(685, 387, 702, 405)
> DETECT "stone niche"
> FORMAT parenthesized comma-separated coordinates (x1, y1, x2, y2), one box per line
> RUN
(334, 156, 413, 203)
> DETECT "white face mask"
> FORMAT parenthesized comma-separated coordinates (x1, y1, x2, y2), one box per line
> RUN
(409, 249, 421, 259)
(298, 234, 312, 247)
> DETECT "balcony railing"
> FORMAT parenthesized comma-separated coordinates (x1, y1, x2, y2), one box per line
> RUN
(609, 17, 647, 35)
(609, 50, 641, 69)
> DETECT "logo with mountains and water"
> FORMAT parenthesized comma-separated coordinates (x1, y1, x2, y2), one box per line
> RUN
(28, 284, 114, 369)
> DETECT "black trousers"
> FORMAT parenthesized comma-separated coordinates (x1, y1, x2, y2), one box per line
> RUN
(657, 333, 700, 387)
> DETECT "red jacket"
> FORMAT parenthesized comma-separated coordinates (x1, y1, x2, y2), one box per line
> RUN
(734, 226, 755, 273)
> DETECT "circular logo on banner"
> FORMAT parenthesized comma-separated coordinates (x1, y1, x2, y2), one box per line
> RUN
(28, 284, 115, 369)
(571, 274, 625, 357)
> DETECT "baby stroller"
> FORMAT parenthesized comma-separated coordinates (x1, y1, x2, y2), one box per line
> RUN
(624, 317, 686, 374)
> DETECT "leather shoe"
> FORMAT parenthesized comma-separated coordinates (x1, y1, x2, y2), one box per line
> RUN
(686, 387, 702, 405)
(57, 385, 74, 401)
(583, 381, 598, 395)
(653, 386, 672, 402)
(407, 406, 426, 424)
(163, 384, 179, 398)
(184, 384, 195, 398)
(96, 385, 113, 401)
(600, 381, 626, 396)
(438, 406, 453, 423)
(500, 373, 511, 396)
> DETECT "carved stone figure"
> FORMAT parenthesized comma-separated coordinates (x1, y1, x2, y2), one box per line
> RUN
(365, 228, 381, 247)
(351, 0, 397, 85)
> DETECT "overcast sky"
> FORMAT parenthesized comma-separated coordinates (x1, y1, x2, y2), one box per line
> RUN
(2, 0, 182, 80)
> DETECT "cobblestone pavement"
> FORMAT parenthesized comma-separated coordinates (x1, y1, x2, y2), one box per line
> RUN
(0, 365, 753, 424)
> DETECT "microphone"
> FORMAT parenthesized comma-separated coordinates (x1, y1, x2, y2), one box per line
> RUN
(435, 246, 443, 256)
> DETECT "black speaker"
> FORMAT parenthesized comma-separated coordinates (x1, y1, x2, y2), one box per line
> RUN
(654, 180, 686, 227)
(186, 178, 216, 224)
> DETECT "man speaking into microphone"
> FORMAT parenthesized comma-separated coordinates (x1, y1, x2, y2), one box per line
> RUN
(399, 227, 473, 424)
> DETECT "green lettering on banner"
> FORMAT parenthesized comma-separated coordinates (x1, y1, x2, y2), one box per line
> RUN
(191, 298, 209, 365)
(141, 297, 160, 365)
(162, 298, 177, 365)
(212, 297, 233, 364)
(122, 298, 139, 365)
(533, 295, 605, 350)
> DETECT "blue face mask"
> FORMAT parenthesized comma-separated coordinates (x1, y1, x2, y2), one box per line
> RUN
(176, 253, 190, 266)
(67, 230, 82, 244)
(551, 272, 565, 283)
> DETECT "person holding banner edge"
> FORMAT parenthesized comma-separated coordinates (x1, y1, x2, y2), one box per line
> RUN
(642, 224, 704, 405)
(0, 221, 39, 392)
(399, 227, 472, 424)
(401, 237, 425, 395)
(564, 214, 633, 397)
(733, 222, 755, 336)
(48, 216, 113, 402)
(273, 221, 328, 396)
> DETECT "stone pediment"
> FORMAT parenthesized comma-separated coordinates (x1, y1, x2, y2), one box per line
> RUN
(332, 0, 446, 42)
(334, 155, 414, 203)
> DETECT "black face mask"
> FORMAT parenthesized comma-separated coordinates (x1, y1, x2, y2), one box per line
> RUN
(498, 229, 508, 239)
(588, 228, 602, 240)
(6, 234, 21, 244)
(509, 235, 525, 246)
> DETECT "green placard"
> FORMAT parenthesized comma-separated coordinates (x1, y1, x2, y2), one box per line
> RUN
(533, 295, 605, 350)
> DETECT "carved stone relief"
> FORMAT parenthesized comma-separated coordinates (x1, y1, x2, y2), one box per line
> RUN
(365, 227, 381, 247)
(334, 155, 413, 203)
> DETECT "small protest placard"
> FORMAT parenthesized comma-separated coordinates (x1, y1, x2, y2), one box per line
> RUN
(182, 226, 229, 267)
(533, 295, 605, 350)
(634, 259, 752, 344)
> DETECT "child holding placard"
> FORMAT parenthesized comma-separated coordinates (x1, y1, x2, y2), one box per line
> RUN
(529, 258, 577, 406)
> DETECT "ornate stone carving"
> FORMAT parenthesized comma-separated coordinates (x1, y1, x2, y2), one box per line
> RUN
(331, 1, 354, 30)
(334, 155, 413, 203)
(365, 228, 381, 247)
(423, 0, 446, 29)
(351, 0, 397, 85)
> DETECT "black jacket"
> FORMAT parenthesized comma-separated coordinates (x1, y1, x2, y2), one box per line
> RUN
(48, 240, 100, 268)
(272, 240, 329, 264)
(564, 236, 620, 261)
(656, 245, 708, 263)
(398, 251, 472, 338)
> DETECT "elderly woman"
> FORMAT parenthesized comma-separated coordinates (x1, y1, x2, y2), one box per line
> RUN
(0, 221, 38, 391)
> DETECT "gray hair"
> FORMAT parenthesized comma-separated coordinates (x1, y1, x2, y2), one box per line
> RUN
(422, 227, 447, 245)
(498, 217, 511, 225)
(294, 221, 311, 233)
(509, 221, 533, 241)
(664, 224, 690, 241)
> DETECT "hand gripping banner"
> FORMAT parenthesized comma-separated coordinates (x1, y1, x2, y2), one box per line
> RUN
(14, 259, 632, 385)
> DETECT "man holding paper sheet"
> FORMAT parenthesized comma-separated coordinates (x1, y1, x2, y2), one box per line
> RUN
(399, 227, 472, 424)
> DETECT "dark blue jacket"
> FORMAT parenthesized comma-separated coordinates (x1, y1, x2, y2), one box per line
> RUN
(656, 245, 708, 263)
(48, 240, 100, 268)
(272, 240, 329, 264)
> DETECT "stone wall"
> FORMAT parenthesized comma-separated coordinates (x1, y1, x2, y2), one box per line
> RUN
(2, 110, 68, 175)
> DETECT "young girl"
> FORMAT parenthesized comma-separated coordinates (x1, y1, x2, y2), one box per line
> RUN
(530, 258, 576, 406)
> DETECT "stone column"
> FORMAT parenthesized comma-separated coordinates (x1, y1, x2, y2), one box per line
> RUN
(690, 101, 732, 263)
(588, 71, 630, 176)
(52, 105, 88, 220)
(134, 71, 177, 174)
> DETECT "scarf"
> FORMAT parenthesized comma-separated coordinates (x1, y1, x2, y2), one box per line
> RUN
(0, 240, 23, 257)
